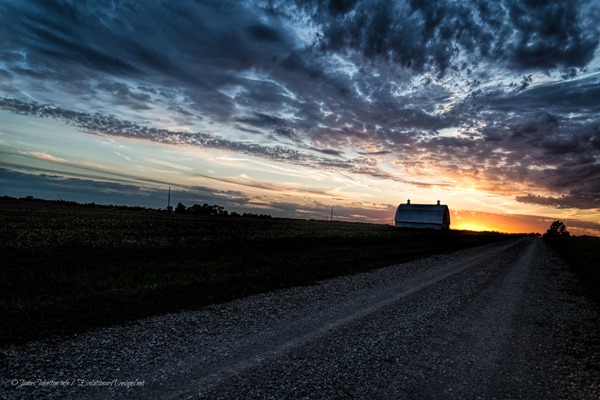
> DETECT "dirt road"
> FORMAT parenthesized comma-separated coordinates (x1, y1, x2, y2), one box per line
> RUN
(1, 237, 599, 399)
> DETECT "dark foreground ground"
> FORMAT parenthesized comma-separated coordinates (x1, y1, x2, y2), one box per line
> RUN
(1, 237, 598, 399)
(545, 235, 600, 305)
(1, 197, 519, 345)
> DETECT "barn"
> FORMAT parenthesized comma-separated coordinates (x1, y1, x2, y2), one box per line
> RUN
(394, 200, 450, 230)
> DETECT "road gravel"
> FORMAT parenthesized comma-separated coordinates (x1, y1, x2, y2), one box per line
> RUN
(1, 237, 599, 399)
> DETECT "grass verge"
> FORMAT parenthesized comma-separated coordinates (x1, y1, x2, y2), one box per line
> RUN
(544, 236, 600, 306)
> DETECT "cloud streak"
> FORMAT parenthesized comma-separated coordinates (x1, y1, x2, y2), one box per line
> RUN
(0, 97, 434, 186)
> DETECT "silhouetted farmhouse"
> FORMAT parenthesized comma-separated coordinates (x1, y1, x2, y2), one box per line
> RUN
(394, 200, 450, 230)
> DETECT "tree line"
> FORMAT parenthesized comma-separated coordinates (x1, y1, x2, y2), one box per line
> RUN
(4, 196, 273, 218)
(172, 202, 272, 219)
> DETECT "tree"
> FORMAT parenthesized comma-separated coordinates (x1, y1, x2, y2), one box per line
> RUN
(174, 202, 187, 213)
(544, 220, 570, 237)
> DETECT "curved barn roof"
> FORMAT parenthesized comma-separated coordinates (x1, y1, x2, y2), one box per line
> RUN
(394, 201, 450, 229)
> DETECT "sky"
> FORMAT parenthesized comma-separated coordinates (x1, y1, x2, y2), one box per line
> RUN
(1, 0, 600, 235)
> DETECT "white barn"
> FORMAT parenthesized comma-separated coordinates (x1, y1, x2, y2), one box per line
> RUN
(394, 200, 450, 230)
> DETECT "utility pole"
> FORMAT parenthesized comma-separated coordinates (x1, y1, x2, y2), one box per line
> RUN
(330, 206, 333, 222)
(167, 186, 172, 212)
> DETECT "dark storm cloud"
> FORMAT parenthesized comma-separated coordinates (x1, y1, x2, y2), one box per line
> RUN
(236, 112, 297, 140)
(0, 168, 251, 210)
(566, 218, 600, 232)
(0, 0, 459, 132)
(1, 0, 600, 211)
(308, 0, 599, 74)
(96, 81, 153, 110)
(309, 147, 344, 156)
(516, 193, 600, 210)
(419, 110, 600, 208)
(0, 152, 173, 189)
(487, 75, 600, 113)
(0, 0, 296, 120)
(438, 74, 600, 208)
(359, 150, 392, 156)
(504, 1, 599, 70)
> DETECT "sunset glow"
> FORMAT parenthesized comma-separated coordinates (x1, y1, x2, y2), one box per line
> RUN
(1, 1, 599, 236)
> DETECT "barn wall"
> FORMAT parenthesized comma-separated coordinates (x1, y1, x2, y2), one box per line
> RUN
(394, 203, 450, 230)
(394, 222, 444, 229)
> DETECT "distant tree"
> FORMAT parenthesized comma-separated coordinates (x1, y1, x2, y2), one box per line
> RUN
(188, 203, 207, 215)
(187, 203, 229, 216)
(241, 212, 272, 219)
(174, 202, 187, 213)
(544, 220, 570, 237)
(211, 204, 228, 216)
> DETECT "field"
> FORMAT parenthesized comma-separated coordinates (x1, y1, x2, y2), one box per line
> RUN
(1, 197, 519, 345)
(545, 235, 600, 305)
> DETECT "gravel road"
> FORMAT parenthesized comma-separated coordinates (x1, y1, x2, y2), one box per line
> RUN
(1, 237, 599, 399)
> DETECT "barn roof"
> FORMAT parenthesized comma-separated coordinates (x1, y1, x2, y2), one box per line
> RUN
(394, 201, 450, 227)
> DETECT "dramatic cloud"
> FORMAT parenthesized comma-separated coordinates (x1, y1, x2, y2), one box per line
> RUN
(0, 97, 431, 186)
(516, 192, 600, 211)
(308, 0, 599, 73)
(0, 168, 250, 210)
(1, 0, 599, 231)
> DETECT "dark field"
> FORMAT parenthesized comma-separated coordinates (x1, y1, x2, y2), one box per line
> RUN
(1, 198, 519, 345)
(545, 235, 600, 305)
